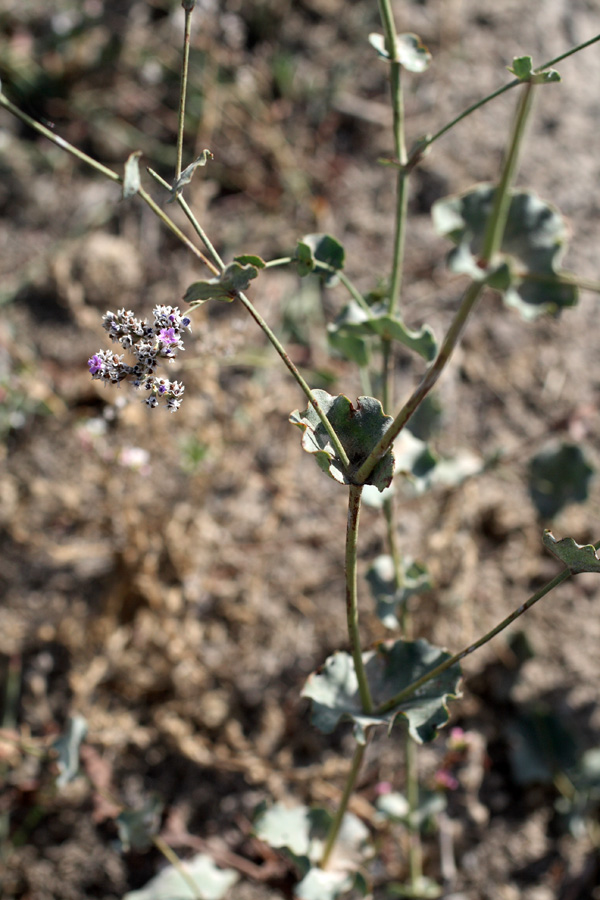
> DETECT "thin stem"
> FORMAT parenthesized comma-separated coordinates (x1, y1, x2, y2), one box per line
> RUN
(176, 4, 194, 180)
(237, 292, 351, 472)
(374, 541, 600, 716)
(137, 186, 219, 274)
(355, 280, 483, 484)
(0, 92, 120, 183)
(415, 33, 600, 160)
(0, 93, 219, 274)
(147, 167, 224, 271)
(481, 82, 534, 263)
(320, 739, 368, 870)
(346, 484, 373, 714)
(153, 835, 202, 900)
(518, 270, 600, 294)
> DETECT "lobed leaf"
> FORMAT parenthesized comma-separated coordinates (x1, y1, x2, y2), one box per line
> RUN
(289, 390, 395, 491)
(543, 531, 600, 574)
(183, 261, 261, 306)
(302, 638, 462, 744)
(529, 443, 594, 517)
(295, 234, 345, 285)
(328, 301, 437, 363)
(432, 184, 578, 318)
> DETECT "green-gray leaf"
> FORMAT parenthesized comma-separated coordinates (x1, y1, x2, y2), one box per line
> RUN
(295, 234, 345, 285)
(184, 261, 260, 306)
(53, 715, 88, 787)
(529, 442, 594, 517)
(432, 184, 578, 318)
(543, 531, 600, 574)
(329, 301, 437, 362)
(289, 390, 395, 491)
(117, 796, 163, 852)
(169, 149, 213, 201)
(508, 56, 560, 84)
(302, 639, 461, 744)
(122, 853, 238, 900)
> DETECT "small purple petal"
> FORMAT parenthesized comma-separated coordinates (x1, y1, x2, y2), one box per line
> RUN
(159, 327, 177, 345)
(88, 354, 103, 375)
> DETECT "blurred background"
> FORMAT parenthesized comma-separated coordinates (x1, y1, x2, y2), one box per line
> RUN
(1, 1, 600, 898)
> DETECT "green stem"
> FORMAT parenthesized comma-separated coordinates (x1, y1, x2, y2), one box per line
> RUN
(137, 186, 219, 274)
(375, 542, 600, 716)
(147, 167, 225, 271)
(481, 82, 534, 263)
(355, 280, 483, 484)
(0, 93, 219, 275)
(518, 270, 600, 294)
(175, 4, 194, 180)
(413, 33, 600, 161)
(237, 292, 351, 472)
(153, 835, 202, 900)
(345, 484, 373, 713)
(320, 739, 368, 870)
(0, 92, 120, 183)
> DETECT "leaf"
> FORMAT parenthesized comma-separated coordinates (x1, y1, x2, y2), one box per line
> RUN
(52, 715, 88, 787)
(432, 184, 578, 318)
(122, 853, 238, 900)
(233, 254, 266, 268)
(366, 555, 431, 630)
(183, 261, 261, 306)
(254, 802, 370, 894)
(328, 300, 437, 362)
(123, 151, 142, 199)
(168, 149, 213, 201)
(387, 876, 443, 898)
(368, 33, 431, 72)
(289, 390, 395, 491)
(529, 443, 594, 517)
(302, 638, 462, 744)
(295, 234, 345, 285)
(117, 795, 163, 852)
(508, 56, 560, 84)
(506, 707, 578, 786)
(543, 532, 600, 574)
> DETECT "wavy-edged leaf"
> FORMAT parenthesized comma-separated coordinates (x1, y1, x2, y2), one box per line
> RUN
(184, 261, 260, 306)
(123, 151, 142, 200)
(295, 234, 345, 285)
(233, 254, 265, 268)
(366, 555, 431, 630)
(289, 390, 394, 491)
(368, 32, 431, 72)
(122, 853, 238, 900)
(543, 531, 600, 574)
(328, 301, 437, 362)
(432, 184, 578, 318)
(302, 638, 461, 744)
(529, 442, 594, 517)
(169, 149, 213, 201)
(508, 55, 560, 84)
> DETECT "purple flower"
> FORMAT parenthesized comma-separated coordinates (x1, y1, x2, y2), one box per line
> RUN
(88, 354, 103, 375)
(159, 327, 178, 346)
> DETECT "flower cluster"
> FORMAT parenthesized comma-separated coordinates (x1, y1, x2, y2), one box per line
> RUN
(88, 306, 191, 412)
